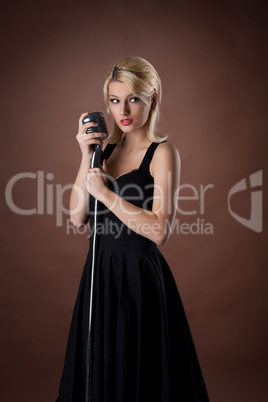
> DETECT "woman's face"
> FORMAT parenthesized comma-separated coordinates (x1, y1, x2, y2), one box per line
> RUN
(108, 81, 151, 133)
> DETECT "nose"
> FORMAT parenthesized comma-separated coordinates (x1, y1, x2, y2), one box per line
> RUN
(120, 101, 130, 116)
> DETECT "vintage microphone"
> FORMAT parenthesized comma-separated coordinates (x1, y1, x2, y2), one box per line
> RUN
(83, 112, 109, 168)
(82, 112, 109, 402)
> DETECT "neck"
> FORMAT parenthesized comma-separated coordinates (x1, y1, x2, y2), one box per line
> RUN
(120, 127, 151, 150)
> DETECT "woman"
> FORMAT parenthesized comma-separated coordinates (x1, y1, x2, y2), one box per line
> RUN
(56, 57, 209, 401)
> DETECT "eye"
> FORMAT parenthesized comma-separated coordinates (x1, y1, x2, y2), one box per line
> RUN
(109, 98, 119, 104)
(130, 97, 140, 103)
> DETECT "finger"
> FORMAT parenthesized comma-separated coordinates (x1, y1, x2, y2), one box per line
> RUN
(90, 168, 102, 174)
(80, 121, 99, 134)
(88, 139, 104, 146)
(79, 137, 104, 145)
(77, 131, 104, 141)
(78, 112, 90, 129)
(102, 159, 107, 173)
(76, 137, 103, 150)
(87, 168, 102, 177)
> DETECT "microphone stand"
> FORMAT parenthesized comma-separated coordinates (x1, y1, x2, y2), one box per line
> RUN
(85, 144, 103, 402)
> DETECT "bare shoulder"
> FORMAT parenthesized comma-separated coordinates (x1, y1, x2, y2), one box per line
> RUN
(155, 141, 180, 159)
(151, 142, 181, 176)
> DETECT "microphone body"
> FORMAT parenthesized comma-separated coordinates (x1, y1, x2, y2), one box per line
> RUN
(82, 112, 109, 168)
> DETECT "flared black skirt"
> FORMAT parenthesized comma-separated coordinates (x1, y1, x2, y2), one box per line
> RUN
(56, 239, 209, 402)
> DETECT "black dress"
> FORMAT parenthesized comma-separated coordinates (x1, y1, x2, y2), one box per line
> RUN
(56, 141, 209, 402)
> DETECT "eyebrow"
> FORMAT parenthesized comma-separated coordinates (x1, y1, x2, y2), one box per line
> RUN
(109, 93, 134, 98)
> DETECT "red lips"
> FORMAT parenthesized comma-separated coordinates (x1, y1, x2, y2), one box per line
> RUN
(120, 119, 133, 126)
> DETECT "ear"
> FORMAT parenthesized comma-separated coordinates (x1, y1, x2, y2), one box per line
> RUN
(151, 92, 158, 109)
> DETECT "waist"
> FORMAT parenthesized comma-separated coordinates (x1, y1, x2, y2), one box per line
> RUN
(89, 214, 158, 249)
(89, 226, 157, 249)
(97, 237, 157, 249)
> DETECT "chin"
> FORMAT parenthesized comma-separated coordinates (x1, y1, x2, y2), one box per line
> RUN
(120, 125, 135, 132)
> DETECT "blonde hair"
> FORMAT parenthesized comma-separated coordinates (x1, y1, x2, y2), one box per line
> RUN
(103, 56, 167, 144)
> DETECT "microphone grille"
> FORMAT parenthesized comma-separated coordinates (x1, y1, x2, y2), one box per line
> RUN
(82, 112, 108, 139)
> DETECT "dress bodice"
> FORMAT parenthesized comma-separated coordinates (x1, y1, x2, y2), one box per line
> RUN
(89, 141, 166, 248)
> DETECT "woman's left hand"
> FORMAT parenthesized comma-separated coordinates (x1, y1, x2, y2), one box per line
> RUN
(84, 160, 110, 201)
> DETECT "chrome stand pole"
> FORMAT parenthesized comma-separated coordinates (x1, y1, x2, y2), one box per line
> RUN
(85, 145, 103, 402)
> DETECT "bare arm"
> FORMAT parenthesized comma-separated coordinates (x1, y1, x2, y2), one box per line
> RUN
(85, 142, 181, 245)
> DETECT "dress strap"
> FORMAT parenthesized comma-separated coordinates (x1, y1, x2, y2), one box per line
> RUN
(139, 140, 167, 176)
(102, 140, 167, 175)
(102, 143, 116, 161)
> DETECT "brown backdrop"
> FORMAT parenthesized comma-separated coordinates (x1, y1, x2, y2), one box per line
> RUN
(1, 0, 267, 401)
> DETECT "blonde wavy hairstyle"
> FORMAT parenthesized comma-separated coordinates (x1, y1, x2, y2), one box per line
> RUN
(103, 56, 167, 144)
